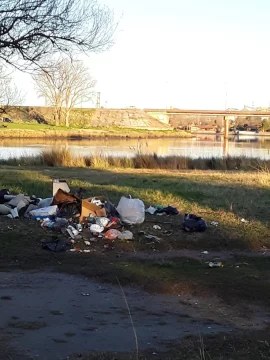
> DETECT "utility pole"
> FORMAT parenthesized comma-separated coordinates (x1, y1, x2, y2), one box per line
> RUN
(96, 92, 101, 108)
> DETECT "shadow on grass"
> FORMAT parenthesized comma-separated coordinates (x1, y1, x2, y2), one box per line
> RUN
(0, 167, 269, 252)
(0, 166, 270, 308)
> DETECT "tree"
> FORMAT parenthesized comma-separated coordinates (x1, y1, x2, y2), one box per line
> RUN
(262, 119, 270, 132)
(0, 0, 115, 70)
(0, 66, 24, 113)
(33, 58, 96, 127)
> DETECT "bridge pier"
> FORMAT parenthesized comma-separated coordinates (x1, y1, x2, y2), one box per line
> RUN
(223, 116, 229, 138)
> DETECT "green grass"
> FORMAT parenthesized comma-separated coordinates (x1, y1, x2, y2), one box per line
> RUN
(2, 123, 71, 130)
(0, 166, 269, 252)
(0, 122, 191, 138)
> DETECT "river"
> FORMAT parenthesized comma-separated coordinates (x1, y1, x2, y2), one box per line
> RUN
(0, 135, 270, 160)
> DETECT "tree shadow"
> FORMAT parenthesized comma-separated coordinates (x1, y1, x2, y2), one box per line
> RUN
(0, 167, 269, 250)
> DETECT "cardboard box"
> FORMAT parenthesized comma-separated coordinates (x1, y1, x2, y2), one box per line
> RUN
(80, 197, 106, 222)
(53, 179, 70, 196)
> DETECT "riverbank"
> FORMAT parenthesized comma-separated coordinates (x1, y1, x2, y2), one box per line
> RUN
(0, 166, 269, 359)
(1, 148, 269, 171)
(0, 123, 191, 139)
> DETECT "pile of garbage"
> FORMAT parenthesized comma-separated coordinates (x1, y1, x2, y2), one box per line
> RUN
(0, 180, 147, 252)
(0, 179, 209, 253)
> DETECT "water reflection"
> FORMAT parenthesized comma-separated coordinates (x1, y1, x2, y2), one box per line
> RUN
(0, 135, 269, 160)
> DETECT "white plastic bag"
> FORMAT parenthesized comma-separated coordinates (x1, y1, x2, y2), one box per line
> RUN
(116, 196, 145, 224)
(30, 205, 58, 218)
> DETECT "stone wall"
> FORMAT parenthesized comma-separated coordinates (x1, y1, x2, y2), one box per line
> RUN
(91, 109, 172, 129)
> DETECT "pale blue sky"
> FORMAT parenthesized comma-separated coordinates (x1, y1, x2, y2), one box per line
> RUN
(16, 0, 270, 109)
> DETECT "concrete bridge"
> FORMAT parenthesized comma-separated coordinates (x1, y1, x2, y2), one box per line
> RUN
(144, 108, 270, 125)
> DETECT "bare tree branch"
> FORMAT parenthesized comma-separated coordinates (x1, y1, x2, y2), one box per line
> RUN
(0, 0, 115, 71)
(0, 66, 24, 113)
(33, 57, 96, 126)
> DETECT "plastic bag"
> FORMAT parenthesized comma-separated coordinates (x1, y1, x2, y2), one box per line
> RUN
(104, 229, 121, 240)
(30, 205, 58, 219)
(89, 224, 104, 234)
(118, 230, 133, 240)
(182, 213, 207, 232)
(96, 217, 110, 227)
(116, 196, 145, 225)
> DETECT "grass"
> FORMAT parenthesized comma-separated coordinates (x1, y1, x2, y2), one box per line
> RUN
(0, 166, 269, 251)
(0, 168, 269, 312)
(68, 328, 270, 359)
(0, 167, 269, 359)
(7, 321, 47, 330)
(113, 257, 270, 306)
(0, 122, 191, 139)
(0, 147, 269, 171)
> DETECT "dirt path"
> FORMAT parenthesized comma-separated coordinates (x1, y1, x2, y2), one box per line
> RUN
(1, 271, 269, 360)
(123, 248, 270, 261)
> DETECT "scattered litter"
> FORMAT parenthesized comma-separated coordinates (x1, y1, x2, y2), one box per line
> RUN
(41, 239, 69, 252)
(67, 225, 79, 238)
(30, 205, 58, 219)
(210, 221, 218, 226)
(89, 224, 104, 234)
(89, 237, 98, 243)
(183, 213, 207, 232)
(106, 217, 122, 229)
(84, 241, 91, 246)
(96, 217, 110, 227)
(145, 234, 161, 242)
(81, 293, 90, 296)
(209, 262, 224, 268)
(38, 197, 53, 208)
(83, 250, 91, 253)
(104, 229, 121, 240)
(241, 218, 249, 223)
(155, 206, 179, 215)
(153, 225, 161, 230)
(118, 230, 133, 240)
(76, 223, 83, 232)
(145, 206, 156, 215)
(201, 251, 209, 255)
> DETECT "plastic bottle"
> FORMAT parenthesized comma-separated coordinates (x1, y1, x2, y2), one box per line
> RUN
(209, 262, 223, 268)
(76, 224, 83, 232)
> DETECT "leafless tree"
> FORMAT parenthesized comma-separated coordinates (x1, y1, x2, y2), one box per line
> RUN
(0, 66, 24, 113)
(33, 57, 96, 126)
(0, 0, 115, 70)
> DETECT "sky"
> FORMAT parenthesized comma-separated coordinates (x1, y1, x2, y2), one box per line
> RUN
(13, 0, 270, 109)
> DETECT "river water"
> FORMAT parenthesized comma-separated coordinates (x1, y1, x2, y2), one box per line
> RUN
(0, 135, 270, 160)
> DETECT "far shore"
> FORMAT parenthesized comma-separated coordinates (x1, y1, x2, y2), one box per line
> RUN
(0, 123, 192, 139)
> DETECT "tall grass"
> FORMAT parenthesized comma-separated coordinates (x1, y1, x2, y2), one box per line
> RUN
(0, 148, 269, 171)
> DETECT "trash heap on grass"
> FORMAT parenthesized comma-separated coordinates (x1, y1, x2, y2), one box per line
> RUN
(0, 180, 147, 252)
(0, 179, 208, 253)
